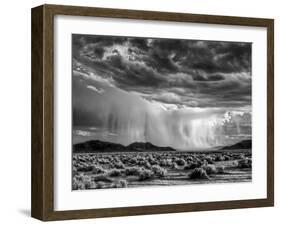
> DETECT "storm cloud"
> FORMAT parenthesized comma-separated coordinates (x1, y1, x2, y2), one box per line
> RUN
(72, 34, 252, 148)
(73, 34, 251, 109)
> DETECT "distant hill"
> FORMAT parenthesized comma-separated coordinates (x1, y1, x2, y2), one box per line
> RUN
(220, 139, 252, 150)
(74, 140, 125, 153)
(127, 142, 175, 152)
(73, 140, 176, 153)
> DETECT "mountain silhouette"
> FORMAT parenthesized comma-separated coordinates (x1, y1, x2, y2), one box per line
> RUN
(220, 139, 252, 150)
(73, 140, 176, 153)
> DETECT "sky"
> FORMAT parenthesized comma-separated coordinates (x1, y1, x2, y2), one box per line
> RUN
(72, 34, 252, 150)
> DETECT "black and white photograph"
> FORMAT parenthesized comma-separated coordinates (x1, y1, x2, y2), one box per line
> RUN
(72, 34, 252, 190)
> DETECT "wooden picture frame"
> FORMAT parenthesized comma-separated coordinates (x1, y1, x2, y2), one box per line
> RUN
(31, 4, 274, 221)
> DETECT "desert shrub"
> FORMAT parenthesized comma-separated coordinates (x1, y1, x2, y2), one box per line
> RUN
(143, 161, 152, 169)
(72, 173, 95, 190)
(175, 158, 186, 166)
(72, 176, 84, 190)
(73, 155, 78, 160)
(138, 169, 154, 181)
(119, 156, 129, 164)
(110, 179, 128, 188)
(73, 161, 79, 167)
(184, 160, 203, 170)
(77, 165, 94, 172)
(98, 158, 109, 164)
(205, 156, 215, 164)
(95, 181, 106, 189)
(160, 159, 173, 167)
(151, 165, 167, 178)
(198, 156, 205, 162)
(83, 176, 94, 189)
(137, 159, 151, 168)
(239, 154, 245, 159)
(191, 162, 200, 169)
(171, 162, 180, 170)
(150, 160, 158, 165)
(136, 156, 146, 162)
(232, 153, 246, 160)
(189, 168, 209, 179)
(113, 157, 120, 163)
(184, 163, 195, 170)
(129, 158, 138, 165)
(148, 156, 157, 165)
(237, 158, 252, 168)
(93, 174, 113, 183)
(203, 164, 217, 175)
(108, 169, 124, 177)
(125, 167, 141, 176)
(197, 160, 203, 167)
(183, 164, 192, 170)
(92, 165, 106, 174)
(113, 161, 125, 169)
(232, 154, 240, 160)
(215, 155, 224, 162)
(185, 156, 194, 162)
(223, 155, 231, 161)
(78, 157, 86, 162)
(216, 165, 225, 174)
(119, 179, 128, 188)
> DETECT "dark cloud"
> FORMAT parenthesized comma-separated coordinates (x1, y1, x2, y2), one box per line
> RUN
(177, 42, 252, 74)
(129, 38, 150, 51)
(73, 34, 127, 48)
(72, 34, 252, 109)
(145, 51, 179, 73)
(192, 72, 225, 82)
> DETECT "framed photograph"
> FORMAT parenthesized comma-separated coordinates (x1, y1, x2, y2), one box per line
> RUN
(31, 4, 274, 221)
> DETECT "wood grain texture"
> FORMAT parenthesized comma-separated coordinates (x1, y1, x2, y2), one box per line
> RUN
(31, 4, 274, 221)
(31, 5, 44, 220)
(266, 19, 274, 205)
